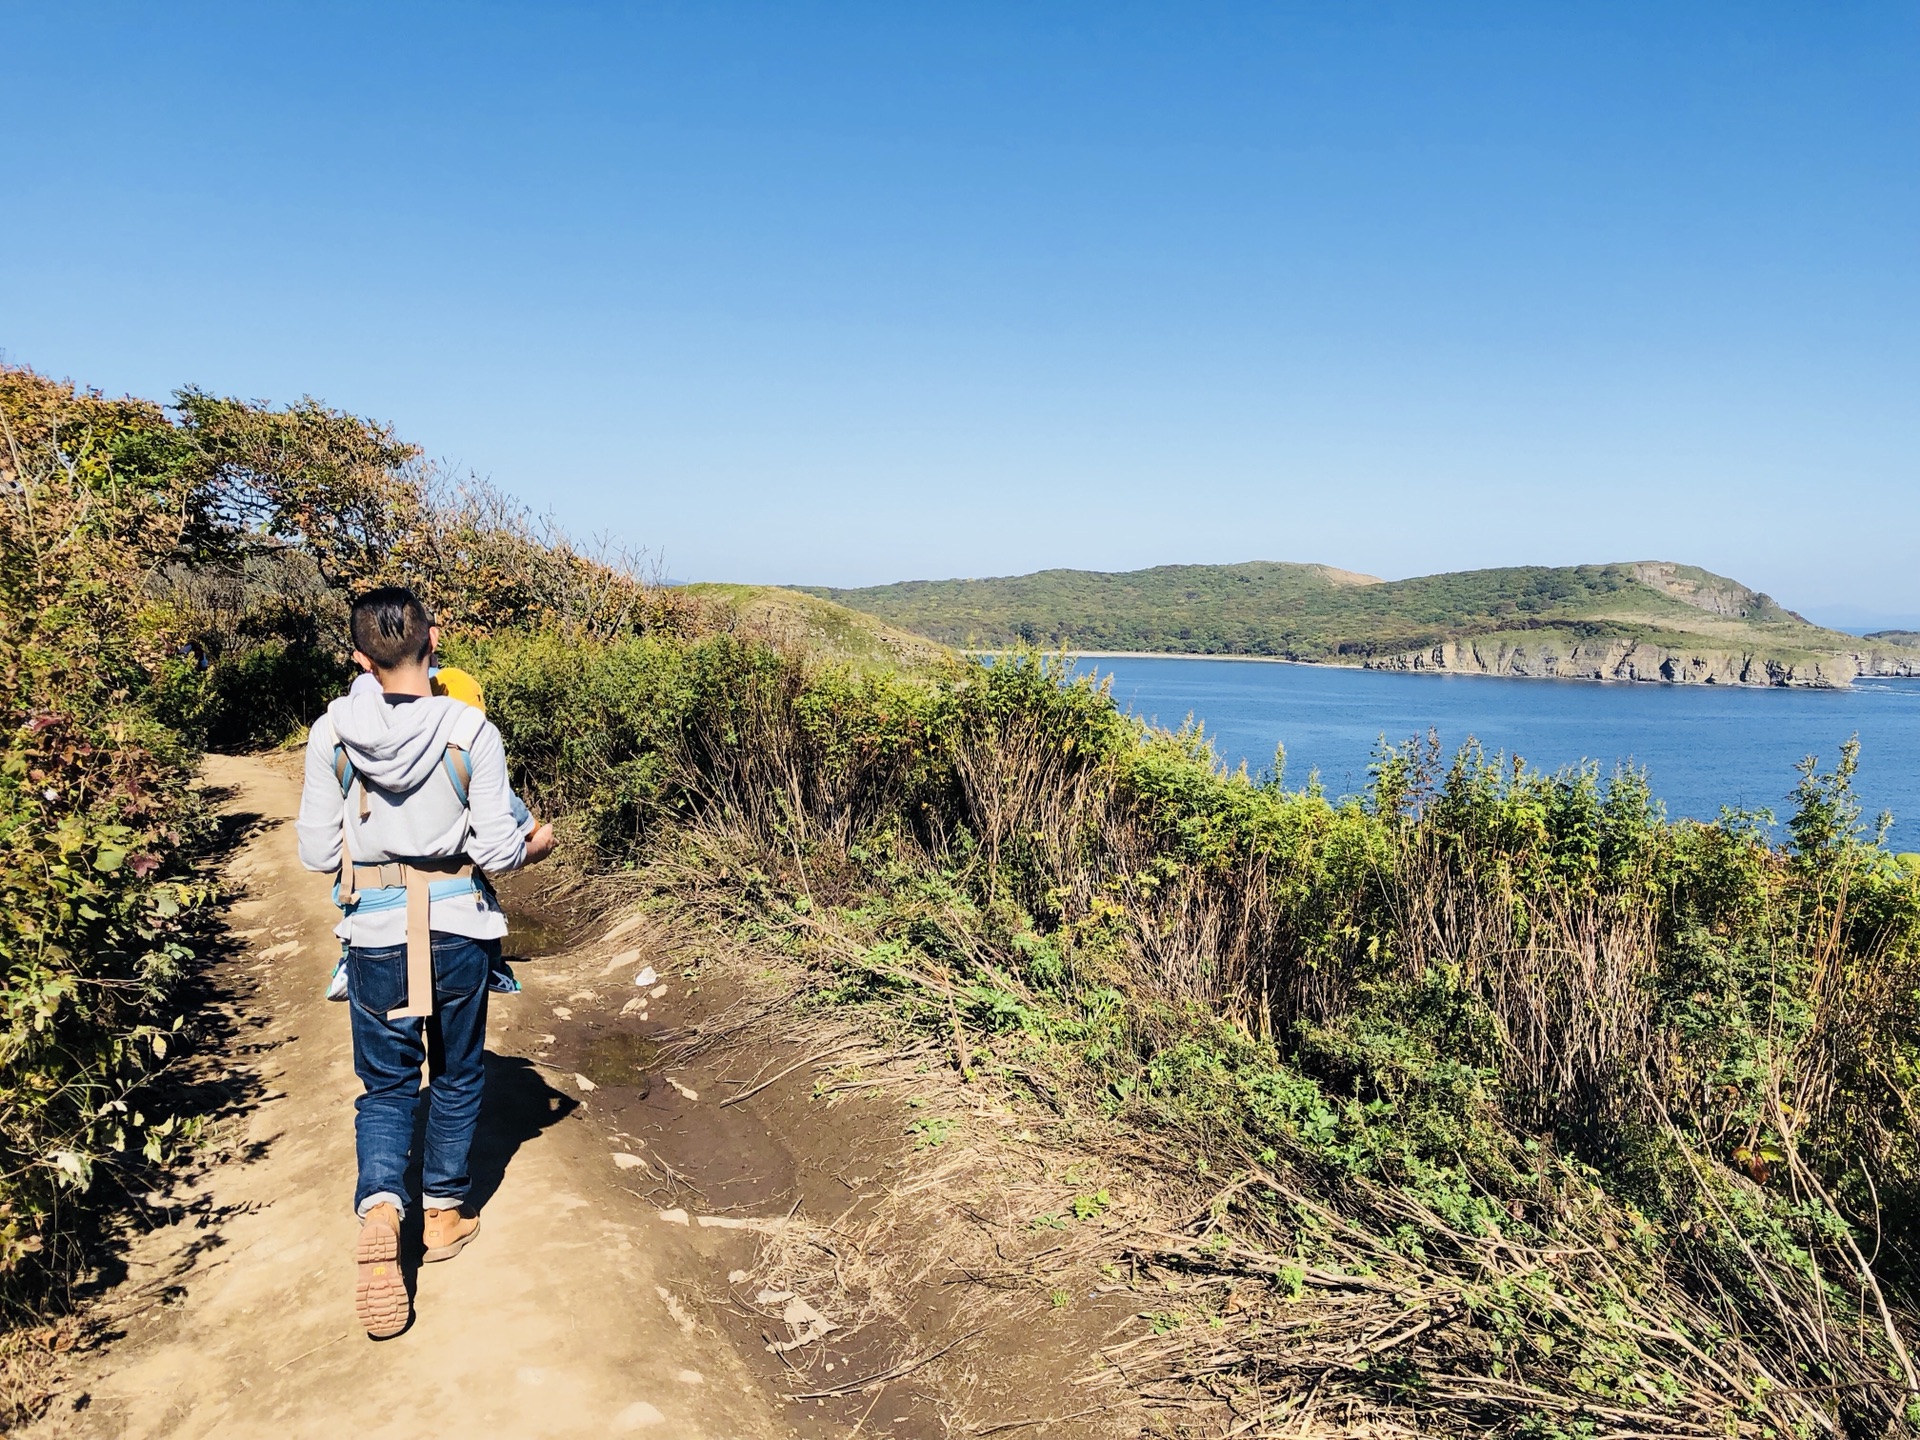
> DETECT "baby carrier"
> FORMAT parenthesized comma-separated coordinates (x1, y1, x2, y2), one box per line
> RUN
(313, 704, 490, 1020)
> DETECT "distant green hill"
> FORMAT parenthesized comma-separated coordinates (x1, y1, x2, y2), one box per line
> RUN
(801, 561, 1920, 688)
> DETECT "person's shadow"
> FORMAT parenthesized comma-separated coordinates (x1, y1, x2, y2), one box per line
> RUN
(466, 1053, 577, 1212)
(393, 1052, 576, 1303)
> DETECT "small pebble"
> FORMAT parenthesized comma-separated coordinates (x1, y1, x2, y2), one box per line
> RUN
(611, 1400, 664, 1431)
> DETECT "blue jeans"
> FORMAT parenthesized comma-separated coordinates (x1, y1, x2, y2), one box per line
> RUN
(346, 932, 494, 1218)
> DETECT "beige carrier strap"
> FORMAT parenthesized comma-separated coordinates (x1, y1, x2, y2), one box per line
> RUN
(339, 809, 356, 906)
(328, 718, 376, 908)
(393, 869, 435, 1020)
(338, 787, 371, 905)
(347, 858, 476, 1020)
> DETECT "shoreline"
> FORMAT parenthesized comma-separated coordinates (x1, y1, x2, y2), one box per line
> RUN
(963, 649, 1867, 691)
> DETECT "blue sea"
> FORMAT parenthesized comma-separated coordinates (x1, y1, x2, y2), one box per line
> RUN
(1075, 656, 1920, 850)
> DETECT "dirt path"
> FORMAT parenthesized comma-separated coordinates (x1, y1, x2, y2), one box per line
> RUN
(34, 754, 794, 1440)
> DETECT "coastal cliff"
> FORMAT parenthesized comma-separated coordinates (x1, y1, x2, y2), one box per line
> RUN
(1363, 631, 1920, 688)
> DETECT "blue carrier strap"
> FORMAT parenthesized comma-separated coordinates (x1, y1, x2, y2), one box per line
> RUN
(333, 742, 471, 805)
(442, 744, 472, 806)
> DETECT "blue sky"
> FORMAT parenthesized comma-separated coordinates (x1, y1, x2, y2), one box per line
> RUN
(6, 3, 1917, 621)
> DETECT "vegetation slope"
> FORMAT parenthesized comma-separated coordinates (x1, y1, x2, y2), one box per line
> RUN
(681, 582, 948, 669)
(10, 359, 1920, 1435)
(803, 560, 1920, 683)
(472, 634, 1920, 1438)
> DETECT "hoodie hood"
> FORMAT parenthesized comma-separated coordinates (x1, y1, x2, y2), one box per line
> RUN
(326, 689, 472, 794)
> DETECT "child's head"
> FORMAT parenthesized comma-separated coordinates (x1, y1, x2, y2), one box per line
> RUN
(350, 587, 438, 674)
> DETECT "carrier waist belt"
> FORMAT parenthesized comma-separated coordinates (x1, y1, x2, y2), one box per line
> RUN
(331, 874, 486, 913)
(346, 857, 478, 894)
(332, 858, 485, 1021)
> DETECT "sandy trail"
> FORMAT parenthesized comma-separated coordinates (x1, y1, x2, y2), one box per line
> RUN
(36, 754, 790, 1440)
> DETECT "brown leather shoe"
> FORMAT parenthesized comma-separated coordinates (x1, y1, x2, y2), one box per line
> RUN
(353, 1203, 408, 1337)
(422, 1206, 480, 1262)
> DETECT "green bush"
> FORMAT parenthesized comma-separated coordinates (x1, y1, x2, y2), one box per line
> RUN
(0, 367, 216, 1310)
(0, 706, 212, 1282)
(149, 637, 349, 752)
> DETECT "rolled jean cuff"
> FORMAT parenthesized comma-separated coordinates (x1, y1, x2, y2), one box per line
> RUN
(422, 1194, 464, 1211)
(358, 1190, 407, 1220)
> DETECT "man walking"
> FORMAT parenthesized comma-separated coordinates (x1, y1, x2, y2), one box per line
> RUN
(297, 587, 554, 1337)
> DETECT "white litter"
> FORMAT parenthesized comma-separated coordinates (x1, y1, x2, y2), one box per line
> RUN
(656, 1208, 690, 1225)
(552, 1006, 572, 1020)
(633, 965, 659, 988)
(756, 1288, 796, 1305)
(666, 1077, 698, 1102)
(612, 1152, 645, 1170)
(573, 1072, 598, 1093)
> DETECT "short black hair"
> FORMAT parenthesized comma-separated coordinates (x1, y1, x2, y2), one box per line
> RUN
(349, 587, 434, 671)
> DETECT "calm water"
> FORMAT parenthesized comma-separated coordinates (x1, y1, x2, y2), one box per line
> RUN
(1077, 657, 1920, 849)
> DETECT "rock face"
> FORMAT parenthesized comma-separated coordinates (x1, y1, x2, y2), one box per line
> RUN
(1624, 562, 1776, 619)
(1363, 634, 1920, 688)
(1859, 650, 1920, 679)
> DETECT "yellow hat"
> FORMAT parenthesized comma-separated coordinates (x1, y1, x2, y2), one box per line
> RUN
(431, 666, 487, 712)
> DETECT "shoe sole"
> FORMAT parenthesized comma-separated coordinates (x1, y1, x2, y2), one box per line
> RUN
(422, 1216, 480, 1263)
(354, 1217, 408, 1337)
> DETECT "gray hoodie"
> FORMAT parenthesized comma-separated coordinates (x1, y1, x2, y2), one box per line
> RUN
(297, 687, 529, 947)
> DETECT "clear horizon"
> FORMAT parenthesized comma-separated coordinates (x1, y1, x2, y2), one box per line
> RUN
(5, 4, 1916, 620)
